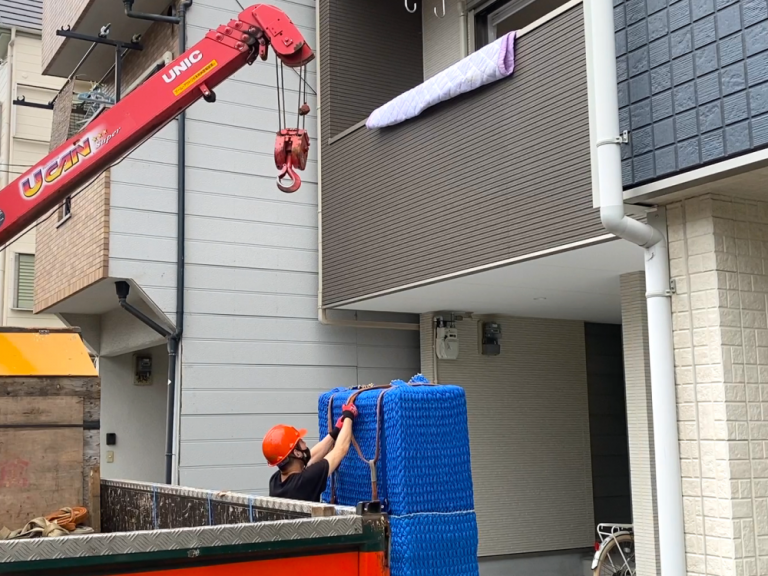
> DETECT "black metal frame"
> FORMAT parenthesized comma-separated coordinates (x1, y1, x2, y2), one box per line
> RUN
(55, 28, 143, 102)
(12, 96, 54, 110)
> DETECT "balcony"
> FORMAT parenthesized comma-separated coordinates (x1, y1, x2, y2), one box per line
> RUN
(42, 0, 173, 80)
(319, 0, 604, 308)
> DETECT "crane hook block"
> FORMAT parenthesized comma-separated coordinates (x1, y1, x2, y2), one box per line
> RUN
(274, 129, 309, 193)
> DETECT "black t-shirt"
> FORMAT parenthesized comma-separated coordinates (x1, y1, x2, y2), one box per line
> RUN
(269, 459, 330, 502)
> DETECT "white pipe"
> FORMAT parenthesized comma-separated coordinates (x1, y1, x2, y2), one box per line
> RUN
(0, 27, 16, 324)
(589, 0, 686, 573)
(458, 1, 468, 58)
(315, 10, 419, 332)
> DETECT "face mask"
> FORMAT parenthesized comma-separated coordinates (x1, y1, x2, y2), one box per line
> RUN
(297, 446, 311, 465)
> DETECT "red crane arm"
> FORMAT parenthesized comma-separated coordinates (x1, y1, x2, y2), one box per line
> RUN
(0, 4, 314, 246)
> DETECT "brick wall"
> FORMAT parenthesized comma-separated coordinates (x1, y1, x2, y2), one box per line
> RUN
(35, 12, 178, 312)
(669, 194, 768, 576)
(34, 171, 110, 312)
(41, 0, 91, 75)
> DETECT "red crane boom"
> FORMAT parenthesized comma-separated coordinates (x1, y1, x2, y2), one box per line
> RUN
(0, 4, 314, 246)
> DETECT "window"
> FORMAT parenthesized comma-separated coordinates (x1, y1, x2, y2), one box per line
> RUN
(474, 0, 571, 48)
(14, 254, 35, 310)
(57, 195, 72, 226)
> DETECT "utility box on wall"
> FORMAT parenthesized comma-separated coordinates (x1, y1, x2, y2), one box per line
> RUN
(435, 317, 459, 360)
(480, 322, 501, 356)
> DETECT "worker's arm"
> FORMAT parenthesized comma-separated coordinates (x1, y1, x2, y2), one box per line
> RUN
(309, 403, 357, 465)
(324, 405, 357, 474)
(308, 434, 335, 464)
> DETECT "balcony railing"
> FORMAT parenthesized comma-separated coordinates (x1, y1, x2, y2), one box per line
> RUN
(49, 79, 106, 151)
(319, 1, 603, 307)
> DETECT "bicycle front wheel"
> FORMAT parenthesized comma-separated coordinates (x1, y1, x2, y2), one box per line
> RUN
(594, 533, 635, 576)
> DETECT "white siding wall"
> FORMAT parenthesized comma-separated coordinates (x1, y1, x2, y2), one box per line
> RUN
(0, 33, 63, 328)
(421, 313, 595, 557)
(109, 0, 420, 493)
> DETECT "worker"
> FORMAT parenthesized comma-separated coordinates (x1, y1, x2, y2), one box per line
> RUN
(263, 403, 358, 502)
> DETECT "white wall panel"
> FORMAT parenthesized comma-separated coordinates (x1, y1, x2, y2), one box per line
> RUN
(104, 0, 420, 492)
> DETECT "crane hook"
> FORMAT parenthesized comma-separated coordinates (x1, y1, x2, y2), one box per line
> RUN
(434, 0, 446, 17)
(405, 0, 417, 13)
(276, 158, 302, 193)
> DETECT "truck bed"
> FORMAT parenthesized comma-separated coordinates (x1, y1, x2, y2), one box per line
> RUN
(0, 479, 389, 576)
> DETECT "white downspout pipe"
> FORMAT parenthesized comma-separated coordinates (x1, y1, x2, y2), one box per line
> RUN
(458, 1, 469, 59)
(590, 0, 686, 573)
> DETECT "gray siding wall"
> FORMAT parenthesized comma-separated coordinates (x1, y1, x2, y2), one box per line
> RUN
(616, 0, 768, 186)
(110, 0, 420, 493)
(321, 3, 604, 306)
(420, 313, 595, 557)
(422, 0, 464, 78)
(584, 322, 632, 526)
(319, 0, 423, 138)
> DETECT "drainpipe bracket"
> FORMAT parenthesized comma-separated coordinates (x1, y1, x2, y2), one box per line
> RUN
(646, 279, 677, 299)
(596, 130, 629, 148)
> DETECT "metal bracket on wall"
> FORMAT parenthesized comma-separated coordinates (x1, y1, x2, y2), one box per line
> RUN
(646, 278, 676, 299)
(667, 278, 677, 296)
(13, 96, 55, 110)
(596, 130, 629, 148)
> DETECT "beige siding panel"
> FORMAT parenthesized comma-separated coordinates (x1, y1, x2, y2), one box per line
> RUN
(422, 315, 594, 556)
(14, 86, 54, 142)
(620, 272, 661, 576)
(321, 4, 601, 306)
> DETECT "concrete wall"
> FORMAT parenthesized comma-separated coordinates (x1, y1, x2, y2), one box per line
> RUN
(99, 345, 168, 483)
(420, 313, 595, 558)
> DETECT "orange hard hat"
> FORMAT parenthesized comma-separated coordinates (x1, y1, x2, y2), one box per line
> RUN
(262, 424, 307, 466)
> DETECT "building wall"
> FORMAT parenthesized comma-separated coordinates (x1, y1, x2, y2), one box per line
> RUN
(93, 0, 421, 492)
(668, 194, 768, 576)
(318, 0, 423, 138)
(36, 7, 177, 315)
(422, 0, 463, 79)
(99, 344, 168, 483)
(320, 3, 603, 307)
(620, 271, 661, 576)
(34, 170, 110, 312)
(40, 0, 89, 73)
(420, 313, 595, 557)
(615, 0, 768, 187)
(0, 32, 64, 327)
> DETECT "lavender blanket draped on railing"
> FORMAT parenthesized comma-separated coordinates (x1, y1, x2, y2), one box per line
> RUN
(366, 31, 517, 130)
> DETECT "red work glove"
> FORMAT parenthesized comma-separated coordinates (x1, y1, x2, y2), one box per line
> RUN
(335, 403, 358, 428)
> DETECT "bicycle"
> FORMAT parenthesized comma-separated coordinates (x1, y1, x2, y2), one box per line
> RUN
(591, 523, 636, 576)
